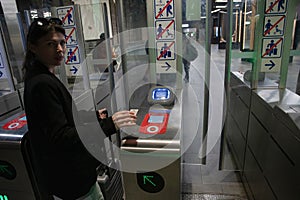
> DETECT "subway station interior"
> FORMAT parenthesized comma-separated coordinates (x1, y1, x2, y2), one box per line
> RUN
(0, 0, 300, 199)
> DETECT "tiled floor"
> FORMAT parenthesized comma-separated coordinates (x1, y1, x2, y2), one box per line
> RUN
(182, 193, 247, 200)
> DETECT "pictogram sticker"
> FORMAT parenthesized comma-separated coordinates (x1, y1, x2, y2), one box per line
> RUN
(155, 20, 175, 40)
(265, 0, 287, 14)
(264, 15, 285, 36)
(57, 6, 75, 27)
(156, 41, 176, 60)
(156, 60, 176, 73)
(261, 38, 283, 58)
(65, 46, 80, 64)
(65, 27, 78, 45)
(261, 58, 281, 72)
(155, 0, 174, 19)
(68, 65, 81, 75)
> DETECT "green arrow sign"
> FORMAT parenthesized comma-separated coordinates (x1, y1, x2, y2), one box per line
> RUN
(137, 172, 164, 193)
(143, 175, 156, 187)
(0, 195, 8, 200)
(0, 161, 16, 180)
(0, 165, 12, 176)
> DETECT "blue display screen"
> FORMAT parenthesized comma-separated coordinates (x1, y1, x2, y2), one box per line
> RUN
(152, 88, 170, 100)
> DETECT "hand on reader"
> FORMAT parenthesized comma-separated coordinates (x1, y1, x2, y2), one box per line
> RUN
(112, 110, 137, 129)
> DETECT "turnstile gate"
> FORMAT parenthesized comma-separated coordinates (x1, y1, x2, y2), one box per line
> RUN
(0, 111, 40, 200)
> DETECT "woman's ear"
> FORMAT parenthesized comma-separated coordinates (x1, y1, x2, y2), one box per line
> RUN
(28, 43, 37, 54)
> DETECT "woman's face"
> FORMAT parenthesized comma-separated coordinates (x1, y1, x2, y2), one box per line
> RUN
(30, 31, 66, 69)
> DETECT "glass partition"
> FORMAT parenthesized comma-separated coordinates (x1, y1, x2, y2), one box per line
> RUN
(0, 12, 25, 93)
(0, 6, 25, 117)
(229, 0, 300, 91)
(287, 2, 300, 94)
(241, 0, 255, 51)
(0, 28, 14, 96)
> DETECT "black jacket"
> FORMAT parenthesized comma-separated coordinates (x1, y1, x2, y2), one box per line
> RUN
(24, 61, 116, 199)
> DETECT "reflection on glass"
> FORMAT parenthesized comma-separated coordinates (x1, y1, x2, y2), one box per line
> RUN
(241, 0, 256, 51)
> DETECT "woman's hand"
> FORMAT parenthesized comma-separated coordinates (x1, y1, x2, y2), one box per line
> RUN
(112, 110, 137, 129)
(98, 108, 108, 119)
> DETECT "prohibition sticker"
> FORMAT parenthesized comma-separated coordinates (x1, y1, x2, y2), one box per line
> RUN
(65, 27, 78, 45)
(65, 46, 80, 64)
(156, 41, 176, 60)
(155, 0, 174, 19)
(155, 20, 175, 40)
(263, 15, 285, 36)
(265, 0, 287, 14)
(261, 38, 283, 58)
(57, 6, 75, 27)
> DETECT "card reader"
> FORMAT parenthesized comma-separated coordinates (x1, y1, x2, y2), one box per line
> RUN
(139, 113, 169, 134)
(147, 86, 175, 106)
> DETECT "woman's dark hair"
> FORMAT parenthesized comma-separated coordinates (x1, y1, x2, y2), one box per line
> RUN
(100, 110, 108, 115)
(23, 18, 65, 74)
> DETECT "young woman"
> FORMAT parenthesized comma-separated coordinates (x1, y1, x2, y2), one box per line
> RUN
(23, 17, 136, 199)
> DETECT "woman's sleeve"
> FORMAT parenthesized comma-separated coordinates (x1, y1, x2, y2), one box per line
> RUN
(78, 109, 117, 136)
(99, 116, 117, 137)
(32, 81, 83, 149)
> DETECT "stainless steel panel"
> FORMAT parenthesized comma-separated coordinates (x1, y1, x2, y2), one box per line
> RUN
(243, 147, 276, 200)
(230, 89, 249, 139)
(122, 139, 180, 148)
(250, 90, 274, 132)
(262, 136, 298, 200)
(248, 107, 300, 199)
(0, 91, 22, 120)
(0, 111, 36, 200)
(230, 71, 300, 200)
(273, 105, 300, 140)
(231, 72, 252, 107)
(247, 114, 270, 170)
(226, 113, 246, 170)
(0, 145, 35, 199)
(255, 88, 300, 107)
(270, 110, 300, 164)
(121, 86, 181, 199)
(121, 147, 180, 153)
(122, 158, 180, 200)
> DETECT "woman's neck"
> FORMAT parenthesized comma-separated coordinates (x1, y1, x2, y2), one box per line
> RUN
(48, 66, 55, 74)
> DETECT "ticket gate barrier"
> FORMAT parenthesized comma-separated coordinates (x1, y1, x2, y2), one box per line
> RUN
(0, 111, 39, 200)
(120, 86, 181, 200)
(121, 139, 181, 200)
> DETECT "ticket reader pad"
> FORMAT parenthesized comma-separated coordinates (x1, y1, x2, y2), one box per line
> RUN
(140, 86, 175, 134)
(140, 113, 169, 134)
(121, 85, 181, 200)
